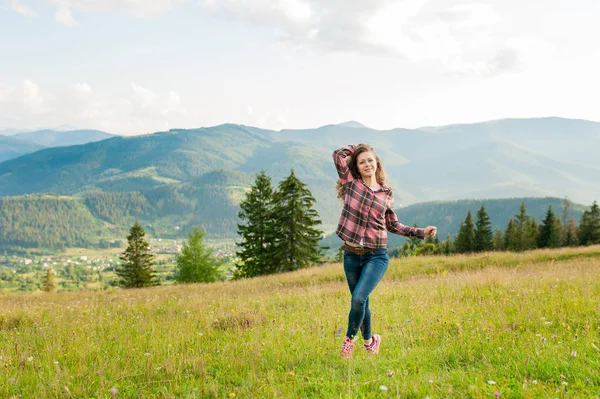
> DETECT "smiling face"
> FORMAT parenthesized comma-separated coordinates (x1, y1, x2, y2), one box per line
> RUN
(356, 151, 377, 180)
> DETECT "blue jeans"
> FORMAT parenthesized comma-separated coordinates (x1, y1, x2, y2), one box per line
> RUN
(343, 248, 389, 340)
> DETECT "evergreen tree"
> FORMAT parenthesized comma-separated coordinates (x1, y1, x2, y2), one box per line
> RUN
(116, 222, 157, 288)
(538, 206, 561, 248)
(564, 216, 579, 246)
(524, 218, 540, 250)
(235, 171, 276, 278)
(560, 197, 572, 244)
(492, 228, 504, 251)
(43, 267, 55, 292)
(474, 205, 493, 252)
(513, 202, 530, 251)
(271, 170, 324, 272)
(176, 227, 223, 283)
(504, 218, 517, 251)
(441, 233, 454, 255)
(578, 201, 600, 245)
(454, 210, 475, 253)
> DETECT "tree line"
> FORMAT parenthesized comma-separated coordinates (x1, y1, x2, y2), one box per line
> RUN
(393, 200, 600, 256)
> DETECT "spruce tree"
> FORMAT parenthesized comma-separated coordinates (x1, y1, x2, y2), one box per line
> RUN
(560, 197, 572, 244)
(454, 210, 475, 253)
(492, 228, 504, 251)
(236, 171, 276, 278)
(524, 218, 540, 250)
(116, 222, 157, 288)
(271, 170, 324, 272)
(538, 206, 561, 248)
(441, 233, 454, 255)
(513, 202, 530, 251)
(564, 216, 579, 246)
(474, 205, 493, 252)
(504, 218, 517, 251)
(578, 201, 600, 245)
(176, 227, 222, 283)
(43, 267, 55, 292)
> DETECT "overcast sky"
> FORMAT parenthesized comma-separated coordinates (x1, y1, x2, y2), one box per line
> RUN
(1, 0, 599, 135)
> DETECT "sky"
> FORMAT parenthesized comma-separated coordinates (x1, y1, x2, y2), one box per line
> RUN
(1, 0, 599, 135)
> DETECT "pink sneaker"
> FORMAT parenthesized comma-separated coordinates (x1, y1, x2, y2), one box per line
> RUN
(365, 334, 381, 354)
(340, 337, 355, 358)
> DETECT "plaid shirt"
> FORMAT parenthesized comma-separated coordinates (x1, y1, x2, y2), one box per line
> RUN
(334, 144, 424, 249)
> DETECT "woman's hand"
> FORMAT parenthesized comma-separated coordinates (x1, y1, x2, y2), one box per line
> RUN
(424, 226, 437, 237)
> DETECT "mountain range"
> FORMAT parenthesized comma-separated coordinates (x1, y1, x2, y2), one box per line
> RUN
(0, 129, 115, 163)
(0, 117, 598, 251)
(1, 117, 599, 204)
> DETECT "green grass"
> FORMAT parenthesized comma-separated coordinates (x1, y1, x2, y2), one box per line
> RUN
(1, 247, 600, 398)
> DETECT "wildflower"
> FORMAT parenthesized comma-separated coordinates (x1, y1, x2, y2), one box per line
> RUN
(487, 380, 497, 385)
(532, 380, 537, 385)
(494, 392, 501, 398)
(110, 387, 117, 398)
(335, 327, 342, 338)
(562, 381, 568, 386)
(571, 350, 577, 357)
(27, 356, 33, 362)
(54, 361, 59, 365)
(229, 393, 236, 398)
(9, 378, 15, 384)
(379, 385, 388, 391)
(429, 380, 434, 383)
(144, 353, 151, 357)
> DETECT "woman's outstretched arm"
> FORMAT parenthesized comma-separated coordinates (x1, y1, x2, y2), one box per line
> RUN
(385, 191, 426, 238)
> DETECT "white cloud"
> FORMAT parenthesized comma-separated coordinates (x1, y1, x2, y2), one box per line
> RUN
(12, 0, 37, 17)
(50, 0, 190, 19)
(23, 80, 44, 108)
(0, 84, 13, 102)
(56, 5, 79, 26)
(132, 83, 159, 111)
(74, 82, 92, 95)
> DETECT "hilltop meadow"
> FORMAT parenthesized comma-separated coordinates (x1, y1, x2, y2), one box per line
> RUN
(1, 246, 599, 398)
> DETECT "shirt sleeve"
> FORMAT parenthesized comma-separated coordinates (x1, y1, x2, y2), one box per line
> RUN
(332, 144, 357, 184)
(385, 191, 425, 239)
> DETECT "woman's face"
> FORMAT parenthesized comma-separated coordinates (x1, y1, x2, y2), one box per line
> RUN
(356, 151, 377, 180)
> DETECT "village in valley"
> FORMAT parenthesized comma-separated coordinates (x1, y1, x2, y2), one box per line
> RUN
(0, 236, 239, 292)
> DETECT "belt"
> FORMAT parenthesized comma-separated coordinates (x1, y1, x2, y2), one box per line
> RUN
(340, 244, 377, 255)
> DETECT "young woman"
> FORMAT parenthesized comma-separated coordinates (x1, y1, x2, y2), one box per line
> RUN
(333, 143, 437, 358)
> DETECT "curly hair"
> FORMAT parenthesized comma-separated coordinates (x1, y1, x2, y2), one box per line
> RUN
(336, 144, 388, 200)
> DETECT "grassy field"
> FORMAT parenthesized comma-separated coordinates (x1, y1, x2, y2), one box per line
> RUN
(1, 247, 599, 398)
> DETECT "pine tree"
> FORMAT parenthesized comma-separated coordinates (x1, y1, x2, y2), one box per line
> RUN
(474, 205, 493, 252)
(441, 233, 454, 255)
(43, 267, 55, 292)
(235, 171, 276, 278)
(271, 170, 324, 272)
(504, 218, 517, 251)
(538, 206, 561, 248)
(454, 210, 475, 253)
(116, 222, 157, 288)
(524, 218, 540, 250)
(176, 227, 222, 283)
(492, 228, 504, 251)
(564, 216, 579, 246)
(560, 197, 572, 244)
(513, 202, 530, 252)
(578, 201, 600, 245)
